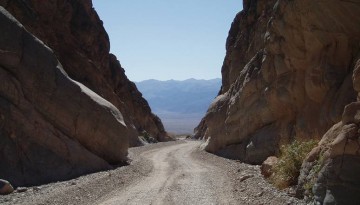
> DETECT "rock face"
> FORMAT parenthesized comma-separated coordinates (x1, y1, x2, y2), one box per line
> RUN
(195, 0, 360, 203)
(0, 0, 167, 146)
(298, 68, 360, 203)
(195, 0, 360, 166)
(0, 0, 167, 187)
(0, 6, 131, 187)
(298, 118, 360, 204)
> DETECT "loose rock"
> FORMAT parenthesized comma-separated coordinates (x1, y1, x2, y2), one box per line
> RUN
(261, 156, 278, 178)
(0, 179, 13, 195)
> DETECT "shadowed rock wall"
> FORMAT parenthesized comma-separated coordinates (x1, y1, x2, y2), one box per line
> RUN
(0, 0, 168, 146)
(0, 6, 130, 187)
(0, 0, 169, 187)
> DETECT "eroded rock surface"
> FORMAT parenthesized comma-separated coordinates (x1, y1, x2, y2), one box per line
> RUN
(0, 6, 133, 187)
(297, 119, 360, 204)
(194, 0, 360, 203)
(0, 0, 168, 145)
(195, 0, 360, 165)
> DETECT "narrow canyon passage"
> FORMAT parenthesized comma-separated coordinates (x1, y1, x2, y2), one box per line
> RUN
(97, 141, 235, 205)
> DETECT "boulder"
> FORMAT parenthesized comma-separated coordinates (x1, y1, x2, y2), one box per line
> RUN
(0, 179, 13, 195)
(261, 156, 278, 178)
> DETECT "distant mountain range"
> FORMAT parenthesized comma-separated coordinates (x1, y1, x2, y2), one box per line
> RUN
(136, 78, 221, 134)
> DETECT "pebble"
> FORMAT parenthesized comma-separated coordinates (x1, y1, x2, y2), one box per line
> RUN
(16, 187, 27, 193)
(239, 174, 254, 181)
(256, 191, 264, 197)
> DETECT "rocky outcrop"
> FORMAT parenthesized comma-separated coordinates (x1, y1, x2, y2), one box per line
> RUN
(298, 59, 360, 204)
(196, 0, 360, 203)
(0, 0, 168, 145)
(0, 6, 132, 187)
(195, 0, 360, 166)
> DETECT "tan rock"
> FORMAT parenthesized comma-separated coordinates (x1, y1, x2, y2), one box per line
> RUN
(329, 124, 360, 158)
(195, 0, 360, 164)
(304, 146, 321, 163)
(342, 102, 360, 125)
(261, 156, 278, 178)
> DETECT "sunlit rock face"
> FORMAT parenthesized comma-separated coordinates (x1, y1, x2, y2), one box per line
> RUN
(195, 0, 359, 164)
(197, 0, 360, 202)
(0, 0, 168, 146)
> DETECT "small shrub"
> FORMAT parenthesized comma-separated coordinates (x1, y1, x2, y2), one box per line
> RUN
(141, 131, 158, 143)
(270, 140, 318, 189)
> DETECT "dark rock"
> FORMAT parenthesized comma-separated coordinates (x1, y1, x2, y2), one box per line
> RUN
(245, 125, 278, 164)
(239, 174, 254, 182)
(0, 6, 130, 187)
(0, 179, 13, 195)
(215, 143, 246, 161)
(310, 155, 360, 205)
(0, 0, 168, 145)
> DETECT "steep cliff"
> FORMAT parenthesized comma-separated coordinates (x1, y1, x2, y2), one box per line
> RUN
(195, 0, 360, 165)
(196, 0, 360, 203)
(0, 0, 168, 146)
(0, 6, 130, 187)
(0, 0, 168, 187)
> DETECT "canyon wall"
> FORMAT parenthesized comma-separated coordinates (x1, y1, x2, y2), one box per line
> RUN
(196, 0, 360, 203)
(195, 0, 360, 165)
(0, 0, 168, 145)
(0, 0, 167, 187)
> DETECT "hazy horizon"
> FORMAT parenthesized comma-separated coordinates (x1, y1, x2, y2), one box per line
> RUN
(92, 1, 242, 82)
(135, 77, 221, 83)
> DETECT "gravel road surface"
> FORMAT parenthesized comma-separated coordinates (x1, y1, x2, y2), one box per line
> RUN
(0, 140, 304, 205)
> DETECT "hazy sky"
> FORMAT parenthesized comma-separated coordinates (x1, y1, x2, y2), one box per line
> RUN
(92, 1, 242, 81)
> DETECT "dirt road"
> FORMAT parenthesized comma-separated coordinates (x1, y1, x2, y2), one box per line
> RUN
(98, 141, 235, 205)
(1, 140, 304, 205)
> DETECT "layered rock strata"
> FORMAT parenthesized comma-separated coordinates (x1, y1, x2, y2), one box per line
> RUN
(195, 0, 360, 165)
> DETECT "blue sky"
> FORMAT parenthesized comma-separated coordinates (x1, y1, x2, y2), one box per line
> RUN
(92, 1, 242, 81)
